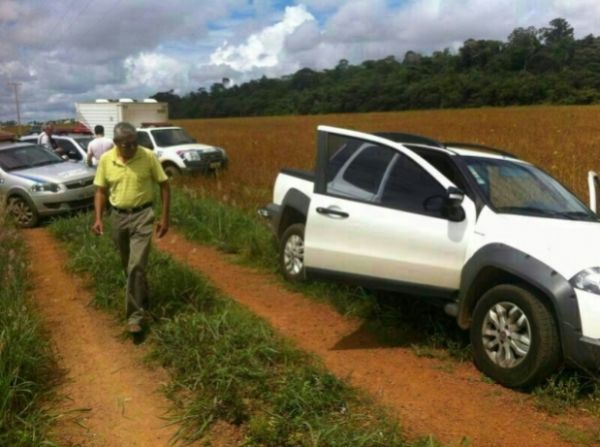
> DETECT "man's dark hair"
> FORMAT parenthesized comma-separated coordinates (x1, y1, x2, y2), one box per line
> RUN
(94, 125, 104, 135)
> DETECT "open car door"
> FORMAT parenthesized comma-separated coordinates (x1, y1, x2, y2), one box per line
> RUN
(589, 171, 599, 213)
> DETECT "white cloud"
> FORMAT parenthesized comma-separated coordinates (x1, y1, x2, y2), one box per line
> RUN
(295, 0, 346, 13)
(209, 5, 316, 72)
(284, 20, 322, 52)
(0, 0, 21, 23)
(124, 52, 192, 94)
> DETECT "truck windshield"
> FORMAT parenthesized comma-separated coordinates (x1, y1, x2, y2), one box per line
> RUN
(464, 156, 597, 221)
(74, 137, 93, 150)
(150, 128, 195, 147)
(0, 145, 64, 171)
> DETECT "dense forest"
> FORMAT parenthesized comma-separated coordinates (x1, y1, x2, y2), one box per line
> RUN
(152, 18, 600, 118)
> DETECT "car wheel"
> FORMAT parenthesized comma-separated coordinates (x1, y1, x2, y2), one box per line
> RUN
(280, 223, 306, 282)
(8, 196, 39, 228)
(470, 284, 561, 388)
(163, 164, 180, 178)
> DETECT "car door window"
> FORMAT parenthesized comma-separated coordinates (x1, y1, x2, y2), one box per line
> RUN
(57, 139, 82, 161)
(136, 131, 154, 149)
(379, 152, 446, 216)
(326, 135, 395, 202)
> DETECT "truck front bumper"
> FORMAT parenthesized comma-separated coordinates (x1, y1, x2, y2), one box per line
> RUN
(182, 155, 227, 172)
(562, 324, 600, 372)
(563, 288, 600, 372)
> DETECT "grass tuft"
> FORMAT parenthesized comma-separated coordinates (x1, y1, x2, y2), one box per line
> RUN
(0, 202, 57, 446)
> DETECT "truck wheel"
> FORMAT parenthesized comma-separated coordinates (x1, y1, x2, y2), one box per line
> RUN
(470, 284, 561, 388)
(280, 223, 306, 282)
(163, 164, 180, 178)
(8, 196, 39, 228)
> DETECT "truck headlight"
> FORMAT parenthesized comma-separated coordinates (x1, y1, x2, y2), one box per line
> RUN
(570, 267, 600, 295)
(31, 183, 60, 192)
(176, 151, 201, 161)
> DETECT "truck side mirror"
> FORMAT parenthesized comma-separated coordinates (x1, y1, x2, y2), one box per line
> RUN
(588, 171, 599, 214)
(444, 186, 465, 222)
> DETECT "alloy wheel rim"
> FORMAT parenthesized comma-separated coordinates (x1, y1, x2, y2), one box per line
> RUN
(10, 199, 33, 225)
(284, 234, 304, 275)
(481, 301, 531, 368)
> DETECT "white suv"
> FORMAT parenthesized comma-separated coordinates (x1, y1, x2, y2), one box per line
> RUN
(135, 126, 227, 176)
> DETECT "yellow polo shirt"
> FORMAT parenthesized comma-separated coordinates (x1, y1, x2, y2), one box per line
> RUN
(94, 146, 168, 208)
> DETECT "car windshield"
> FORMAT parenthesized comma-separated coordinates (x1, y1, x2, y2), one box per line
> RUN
(464, 156, 597, 221)
(150, 128, 195, 147)
(0, 145, 64, 171)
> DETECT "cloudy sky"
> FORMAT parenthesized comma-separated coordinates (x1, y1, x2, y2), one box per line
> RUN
(1, 0, 598, 122)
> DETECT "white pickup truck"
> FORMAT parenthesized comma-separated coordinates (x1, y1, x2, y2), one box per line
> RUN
(261, 125, 600, 388)
(135, 125, 228, 176)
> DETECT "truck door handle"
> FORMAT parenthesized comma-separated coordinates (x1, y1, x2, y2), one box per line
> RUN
(316, 207, 349, 218)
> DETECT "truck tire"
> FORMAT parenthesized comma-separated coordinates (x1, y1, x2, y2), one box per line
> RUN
(8, 195, 39, 228)
(279, 223, 306, 283)
(470, 284, 561, 388)
(163, 163, 181, 178)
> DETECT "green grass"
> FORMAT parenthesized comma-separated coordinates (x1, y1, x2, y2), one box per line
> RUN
(49, 211, 428, 446)
(171, 186, 277, 270)
(533, 369, 600, 416)
(0, 208, 57, 446)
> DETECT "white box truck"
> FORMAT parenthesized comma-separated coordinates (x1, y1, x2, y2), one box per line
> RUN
(75, 99, 168, 138)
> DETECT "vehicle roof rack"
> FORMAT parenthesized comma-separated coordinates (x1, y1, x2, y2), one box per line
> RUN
(374, 132, 445, 148)
(443, 142, 517, 158)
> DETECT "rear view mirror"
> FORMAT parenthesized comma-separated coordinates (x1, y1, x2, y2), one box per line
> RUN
(423, 186, 465, 222)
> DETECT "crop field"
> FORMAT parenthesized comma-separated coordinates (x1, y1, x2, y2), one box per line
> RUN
(174, 105, 600, 210)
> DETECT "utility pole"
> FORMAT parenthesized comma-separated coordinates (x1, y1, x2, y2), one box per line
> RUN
(9, 82, 22, 133)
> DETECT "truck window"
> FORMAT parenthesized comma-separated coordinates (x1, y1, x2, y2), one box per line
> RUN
(325, 134, 395, 201)
(379, 153, 446, 216)
(407, 146, 467, 191)
(136, 131, 154, 149)
(326, 135, 361, 182)
(342, 145, 395, 194)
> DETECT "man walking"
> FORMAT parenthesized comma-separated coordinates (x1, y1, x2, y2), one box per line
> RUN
(92, 122, 170, 334)
(87, 124, 113, 166)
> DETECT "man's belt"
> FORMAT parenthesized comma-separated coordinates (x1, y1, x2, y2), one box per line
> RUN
(112, 202, 153, 214)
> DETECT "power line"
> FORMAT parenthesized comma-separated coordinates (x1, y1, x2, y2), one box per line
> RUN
(8, 82, 22, 130)
(52, 0, 97, 50)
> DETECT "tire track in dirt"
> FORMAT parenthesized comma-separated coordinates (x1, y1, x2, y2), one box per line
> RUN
(26, 228, 179, 447)
(157, 230, 599, 447)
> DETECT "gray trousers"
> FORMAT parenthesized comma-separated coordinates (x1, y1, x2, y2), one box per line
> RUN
(111, 207, 154, 325)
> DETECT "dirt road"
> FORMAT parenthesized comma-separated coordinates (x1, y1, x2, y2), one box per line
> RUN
(26, 229, 179, 446)
(157, 230, 599, 447)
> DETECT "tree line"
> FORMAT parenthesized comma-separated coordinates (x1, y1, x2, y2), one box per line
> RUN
(152, 18, 600, 118)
